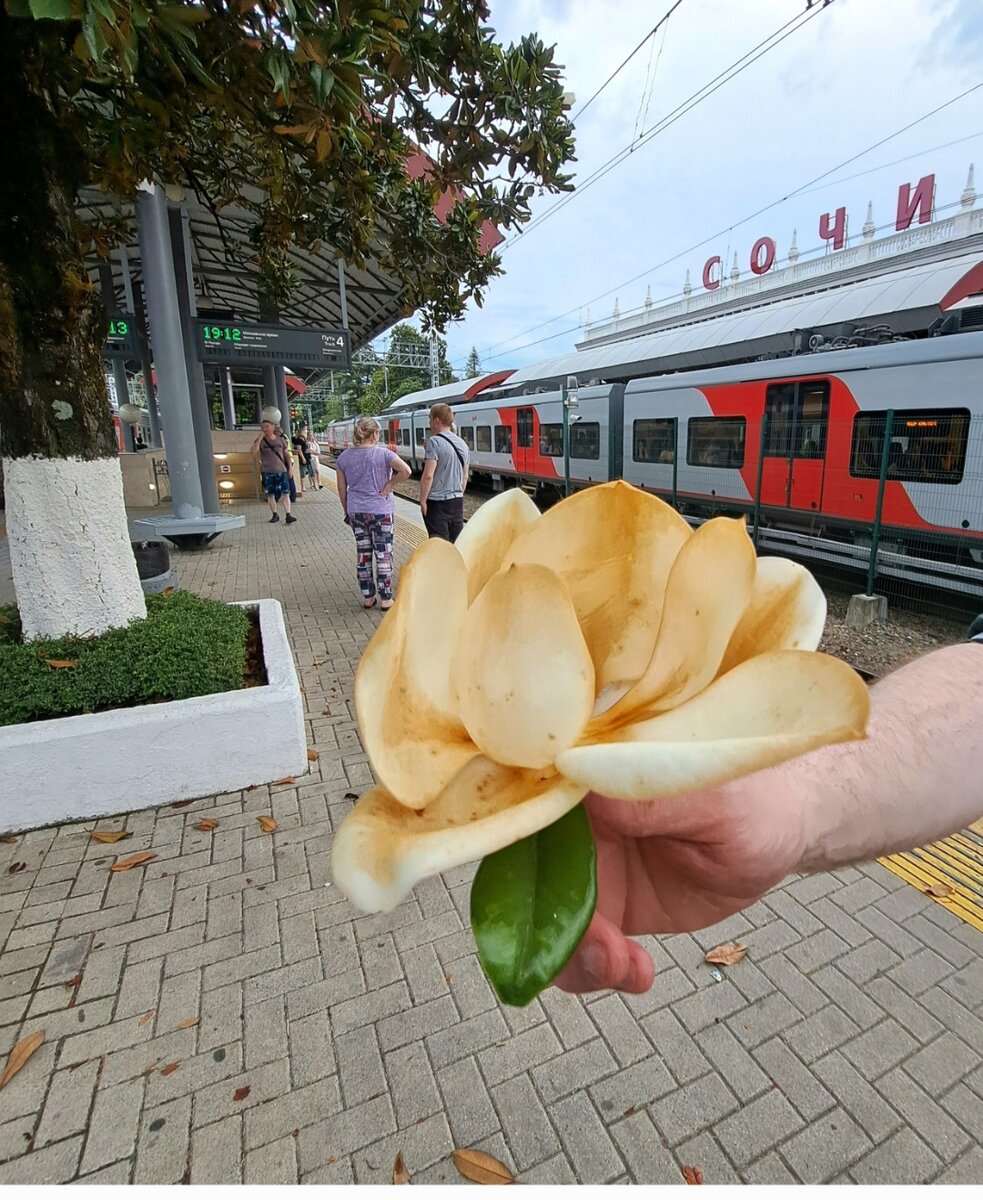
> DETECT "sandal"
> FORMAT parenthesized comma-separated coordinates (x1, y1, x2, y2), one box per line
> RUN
(380, 600, 394, 611)
(362, 598, 377, 609)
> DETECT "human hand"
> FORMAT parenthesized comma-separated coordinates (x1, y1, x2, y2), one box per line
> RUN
(554, 771, 807, 994)
(420, 499, 428, 516)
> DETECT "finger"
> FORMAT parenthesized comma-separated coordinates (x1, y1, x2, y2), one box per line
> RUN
(554, 910, 653, 995)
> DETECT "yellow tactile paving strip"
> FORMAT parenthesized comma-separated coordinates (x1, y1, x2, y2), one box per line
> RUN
(879, 818, 983, 934)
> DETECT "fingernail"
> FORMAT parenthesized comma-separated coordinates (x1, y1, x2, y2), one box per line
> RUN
(583, 943, 609, 984)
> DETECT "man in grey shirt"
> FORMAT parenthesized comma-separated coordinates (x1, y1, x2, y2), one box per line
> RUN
(420, 402, 470, 543)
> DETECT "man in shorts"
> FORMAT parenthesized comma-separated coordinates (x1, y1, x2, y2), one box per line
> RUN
(251, 420, 297, 524)
(420, 402, 469, 542)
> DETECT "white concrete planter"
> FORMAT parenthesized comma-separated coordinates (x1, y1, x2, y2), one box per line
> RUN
(0, 600, 307, 833)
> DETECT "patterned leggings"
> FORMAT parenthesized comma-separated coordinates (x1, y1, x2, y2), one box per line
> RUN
(349, 512, 394, 601)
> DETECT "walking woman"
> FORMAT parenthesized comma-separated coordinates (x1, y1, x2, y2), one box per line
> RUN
(335, 417, 411, 609)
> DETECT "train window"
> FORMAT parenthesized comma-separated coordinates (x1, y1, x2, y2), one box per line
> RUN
(459, 426, 475, 450)
(402, 429, 411, 446)
(570, 422, 600, 460)
(476, 425, 492, 452)
(850, 408, 970, 484)
(415, 426, 426, 446)
(765, 381, 829, 459)
(632, 418, 676, 463)
(540, 423, 563, 457)
(517, 408, 534, 449)
(687, 417, 746, 468)
(495, 425, 513, 454)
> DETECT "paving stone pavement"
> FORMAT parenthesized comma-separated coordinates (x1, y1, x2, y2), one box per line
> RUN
(1, 481, 981, 1185)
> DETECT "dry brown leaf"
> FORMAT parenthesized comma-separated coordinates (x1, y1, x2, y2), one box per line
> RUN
(452, 1148, 514, 1185)
(177, 1018, 199, 1030)
(312, 659, 325, 668)
(65, 974, 82, 989)
(257, 817, 277, 833)
(307, 748, 320, 762)
(195, 820, 218, 832)
(0, 835, 17, 844)
(44, 658, 79, 669)
(161, 587, 175, 597)
(110, 851, 157, 873)
(681, 1165, 704, 1185)
(0, 1032, 44, 1090)
(138, 1010, 155, 1028)
(272, 777, 296, 786)
(926, 881, 955, 898)
(393, 1152, 410, 1185)
(7, 862, 26, 875)
(233, 1085, 251, 1102)
(171, 799, 195, 809)
(160, 1062, 180, 1077)
(705, 942, 748, 967)
(90, 831, 132, 844)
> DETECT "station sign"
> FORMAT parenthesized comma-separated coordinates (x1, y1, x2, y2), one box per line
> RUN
(103, 313, 140, 358)
(195, 321, 351, 369)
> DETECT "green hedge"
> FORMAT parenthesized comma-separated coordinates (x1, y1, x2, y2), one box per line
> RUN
(0, 592, 250, 728)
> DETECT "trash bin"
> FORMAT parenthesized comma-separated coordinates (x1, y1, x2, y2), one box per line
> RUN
(131, 540, 171, 581)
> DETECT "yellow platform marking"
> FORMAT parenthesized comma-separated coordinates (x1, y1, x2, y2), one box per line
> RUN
(879, 820, 983, 935)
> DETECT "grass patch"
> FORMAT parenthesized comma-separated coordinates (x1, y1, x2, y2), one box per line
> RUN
(0, 592, 251, 728)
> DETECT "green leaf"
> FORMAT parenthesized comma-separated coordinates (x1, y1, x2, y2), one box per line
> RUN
(27, 0, 73, 18)
(470, 802, 596, 1007)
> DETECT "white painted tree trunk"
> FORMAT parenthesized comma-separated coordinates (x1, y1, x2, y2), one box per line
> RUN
(3, 455, 147, 640)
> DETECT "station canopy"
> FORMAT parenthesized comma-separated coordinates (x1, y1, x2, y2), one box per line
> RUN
(506, 250, 983, 389)
(82, 183, 418, 367)
(387, 370, 515, 410)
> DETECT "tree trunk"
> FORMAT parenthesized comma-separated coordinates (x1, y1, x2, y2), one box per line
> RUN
(0, 14, 146, 640)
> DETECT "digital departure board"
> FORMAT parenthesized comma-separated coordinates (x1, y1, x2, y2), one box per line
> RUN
(195, 321, 351, 369)
(103, 314, 139, 358)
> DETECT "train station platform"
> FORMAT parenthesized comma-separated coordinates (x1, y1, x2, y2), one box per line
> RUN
(0, 477, 981, 1185)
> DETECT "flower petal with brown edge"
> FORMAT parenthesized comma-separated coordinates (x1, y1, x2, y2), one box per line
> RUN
(558, 650, 870, 800)
(717, 557, 826, 677)
(593, 516, 757, 731)
(355, 539, 477, 809)
(502, 481, 691, 692)
(454, 563, 595, 769)
(330, 759, 587, 913)
(455, 487, 541, 604)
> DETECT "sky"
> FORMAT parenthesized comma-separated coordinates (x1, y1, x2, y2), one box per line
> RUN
(402, 0, 983, 379)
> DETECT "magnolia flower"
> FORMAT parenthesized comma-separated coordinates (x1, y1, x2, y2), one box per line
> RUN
(332, 482, 869, 913)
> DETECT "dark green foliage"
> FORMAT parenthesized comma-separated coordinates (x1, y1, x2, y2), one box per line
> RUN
(0, 591, 250, 727)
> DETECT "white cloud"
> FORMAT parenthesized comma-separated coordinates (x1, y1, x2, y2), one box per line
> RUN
(422, 0, 983, 375)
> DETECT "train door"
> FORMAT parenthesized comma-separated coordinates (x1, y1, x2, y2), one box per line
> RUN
(386, 418, 399, 451)
(759, 380, 829, 512)
(514, 406, 535, 476)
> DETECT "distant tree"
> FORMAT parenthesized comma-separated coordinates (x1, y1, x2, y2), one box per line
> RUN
(0, 1, 575, 639)
(465, 347, 482, 378)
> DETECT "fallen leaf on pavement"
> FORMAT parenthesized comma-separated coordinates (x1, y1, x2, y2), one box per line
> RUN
(90, 831, 132, 844)
(312, 660, 325, 668)
(195, 820, 218, 832)
(307, 748, 320, 761)
(257, 817, 277, 833)
(110, 852, 157, 873)
(0, 1033, 44, 1089)
(272, 778, 296, 786)
(705, 943, 748, 966)
(393, 1152, 409, 1184)
(177, 1018, 199, 1030)
(925, 882, 954, 898)
(452, 1148, 513, 1185)
(44, 659, 79, 669)
(7, 862, 26, 874)
(138, 1011, 155, 1027)
(681, 1165, 704, 1185)
(0, 835, 17, 844)
(65, 974, 82, 989)
(233, 1086, 251, 1102)
(160, 1062, 180, 1077)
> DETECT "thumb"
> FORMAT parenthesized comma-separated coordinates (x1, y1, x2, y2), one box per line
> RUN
(553, 910, 655, 995)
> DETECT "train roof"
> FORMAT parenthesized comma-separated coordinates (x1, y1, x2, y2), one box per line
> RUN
(504, 251, 983, 388)
(385, 370, 515, 410)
